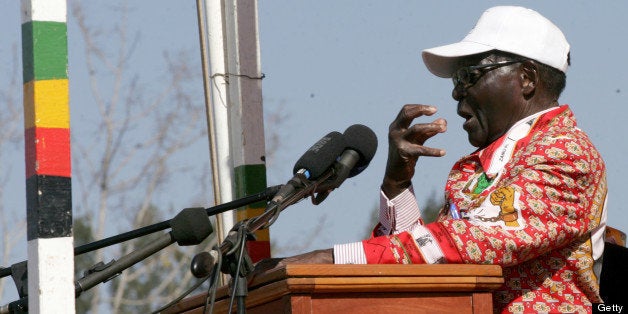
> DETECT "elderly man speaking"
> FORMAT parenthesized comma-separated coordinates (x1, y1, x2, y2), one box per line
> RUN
(262, 6, 608, 313)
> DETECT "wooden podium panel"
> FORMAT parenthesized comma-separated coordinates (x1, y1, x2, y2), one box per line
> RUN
(164, 264, 503, 314)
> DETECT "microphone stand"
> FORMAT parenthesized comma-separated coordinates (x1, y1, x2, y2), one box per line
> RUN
(247, 169, 334, 234)
(75, 231, 179, 297)
(198, 170, 335, 314)
(74, 184, 282, 256)
(0, 185, 281, 277)
(0, 185, 282, 314)
(1, 207, 213, 314)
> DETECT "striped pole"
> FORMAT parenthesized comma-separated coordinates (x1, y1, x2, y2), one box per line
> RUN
(21, 0, 75, 312)
(225, 0, 270, 262)
(199, 0, 269, 262)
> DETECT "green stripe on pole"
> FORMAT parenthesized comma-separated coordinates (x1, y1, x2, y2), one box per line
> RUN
(234, 164, 267, 208)
(21, 21, 68, 83)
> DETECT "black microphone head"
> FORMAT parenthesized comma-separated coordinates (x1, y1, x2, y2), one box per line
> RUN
(170, 207, 213, 246)
(343, 124, 378, 177)
(293, 131, 346, 179)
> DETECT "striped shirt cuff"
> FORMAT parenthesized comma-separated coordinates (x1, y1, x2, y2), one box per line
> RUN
(379, 186, 422, 234)
(333, 242, 367, 264)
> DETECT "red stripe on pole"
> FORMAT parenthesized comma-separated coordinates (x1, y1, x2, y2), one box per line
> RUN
(246, 240, 271, 263)
(25, 127, 71, 178)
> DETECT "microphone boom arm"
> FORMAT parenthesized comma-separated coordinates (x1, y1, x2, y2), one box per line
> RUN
(216, 169, 335, 260)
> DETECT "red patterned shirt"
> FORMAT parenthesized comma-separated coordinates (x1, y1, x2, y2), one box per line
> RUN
(334, 105, 608, 313)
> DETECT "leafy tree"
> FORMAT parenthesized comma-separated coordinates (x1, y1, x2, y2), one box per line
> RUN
(421, 191, 445, 224)
(73, 215, 96, 313)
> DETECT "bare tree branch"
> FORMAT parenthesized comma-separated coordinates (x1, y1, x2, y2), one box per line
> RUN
(70, 2, 210, 313)
(0, 43, 27, 302)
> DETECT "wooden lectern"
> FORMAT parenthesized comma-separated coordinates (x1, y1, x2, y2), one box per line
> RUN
(164, 264, 503, 314)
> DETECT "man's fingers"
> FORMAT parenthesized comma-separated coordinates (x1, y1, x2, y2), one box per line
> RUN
(405, 118, 447, 143)
(391, 104, 438, 129)
(403, 143, 446, 158)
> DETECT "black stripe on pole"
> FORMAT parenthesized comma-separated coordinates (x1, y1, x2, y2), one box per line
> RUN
(26, 175, 72, 240)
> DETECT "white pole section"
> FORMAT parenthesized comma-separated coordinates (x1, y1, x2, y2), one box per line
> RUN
(200, 0, 236, 242)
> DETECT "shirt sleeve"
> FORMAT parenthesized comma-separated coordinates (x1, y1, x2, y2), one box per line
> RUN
(334, 186, 428, 264)
(375, 186, 424, 236)
(334, 219, 462, 265)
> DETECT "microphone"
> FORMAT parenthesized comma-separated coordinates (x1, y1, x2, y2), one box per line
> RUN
(344, 124, 378, 178)
(331, 124, 378, 182)
(291, 131, 347, 179)
(190, 250, 220, 278)
(75, 208, 212, 297)
(271, 125, 378, 207)
(170, 207, 214, 246)
(311, 124, 378, 202)
(271, 131, 346, 205)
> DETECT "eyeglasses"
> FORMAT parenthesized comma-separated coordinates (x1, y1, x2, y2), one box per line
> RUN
(452, 60, 523, 90)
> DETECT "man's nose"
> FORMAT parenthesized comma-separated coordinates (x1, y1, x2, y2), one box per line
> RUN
(452, 84, 467, 101)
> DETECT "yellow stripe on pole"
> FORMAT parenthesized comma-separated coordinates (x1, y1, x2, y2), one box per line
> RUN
(23, 79, 70, 129)
(236, 208, 270, 241)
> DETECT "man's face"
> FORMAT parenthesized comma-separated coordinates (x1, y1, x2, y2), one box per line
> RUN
(452, 54, 522, 148)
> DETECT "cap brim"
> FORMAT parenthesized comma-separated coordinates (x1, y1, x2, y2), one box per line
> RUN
(422, 41, 494, 78)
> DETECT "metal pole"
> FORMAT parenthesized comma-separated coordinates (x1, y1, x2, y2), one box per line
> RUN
(197, 0, 236, 245)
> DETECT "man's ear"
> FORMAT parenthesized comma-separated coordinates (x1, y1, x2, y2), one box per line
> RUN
(520, 60, 538, 98)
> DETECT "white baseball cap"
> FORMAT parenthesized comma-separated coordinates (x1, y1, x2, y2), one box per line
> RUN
(422, 6, 570, 78)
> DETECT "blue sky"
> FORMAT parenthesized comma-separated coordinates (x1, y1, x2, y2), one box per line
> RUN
(1, 0, 627, 303)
